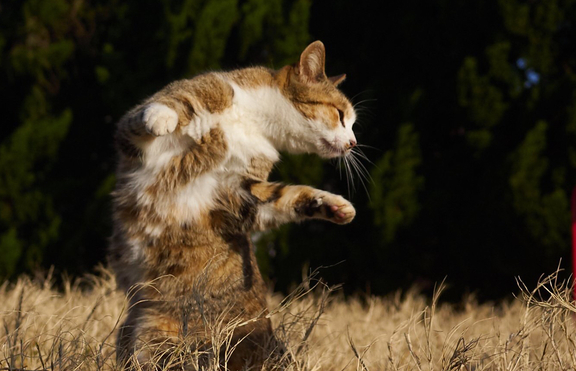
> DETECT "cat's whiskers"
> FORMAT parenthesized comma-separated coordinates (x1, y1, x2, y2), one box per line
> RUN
(351, 150, 373, 185)
(356, 143, 380, 154)
(336, 156, 343, 181)
(343, 155, 353, 199)
(350, 152, 371, 198)
(339, 147, 372, 199)
(352, 99, 377, 119)
(352, 146, 377, 165)
(352, 98, 377, 110)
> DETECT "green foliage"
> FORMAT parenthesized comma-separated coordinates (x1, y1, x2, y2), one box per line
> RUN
(509, 121, 570, 251)
(486, 41, 523, 97)
(273, 0, 310, 65)
(239, 0, 282, 58)
(370, 123, 423, 243)
(458, 56, 507, 149)
(0, 101, 71, 276)
(10, 0, 75, 86)
(496, 0, 574, 253)
(0, 0, 78, 277)
(163, 0, 200, 69)
(187, 0, 239, 75)
(509, 121, 549, 215)
(500, 0, 573, 75)
(160, 0, 310, 75)
(0, 229, 22, 278)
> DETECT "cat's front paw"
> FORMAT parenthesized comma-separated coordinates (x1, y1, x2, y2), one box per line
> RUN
(326, 198, 356, 224)
(183, 113, 212, 142)
(143, 103, 178, 136)
(305, 193, 356, 225)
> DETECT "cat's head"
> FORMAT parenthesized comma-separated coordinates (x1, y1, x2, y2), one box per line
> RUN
(278, 41, 357, 159)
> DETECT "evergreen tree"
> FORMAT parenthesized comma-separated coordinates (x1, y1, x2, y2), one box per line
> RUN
(0, 0, 75, 277)
(370, 123, 424, 243)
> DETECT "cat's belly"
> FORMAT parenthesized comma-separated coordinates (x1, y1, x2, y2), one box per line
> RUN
(169, 172, 220, 222)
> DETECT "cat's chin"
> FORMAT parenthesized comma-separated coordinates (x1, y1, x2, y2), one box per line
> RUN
(318, 151, 345, 159)
(318, 138, 346, 158)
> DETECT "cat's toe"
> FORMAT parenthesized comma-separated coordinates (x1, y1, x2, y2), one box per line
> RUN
(317, 194, 355, 224)
(143, 103, 178, 136)
(330, 202, 356, 224)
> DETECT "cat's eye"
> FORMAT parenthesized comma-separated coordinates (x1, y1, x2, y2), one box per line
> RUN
(337, 109, 345, 127)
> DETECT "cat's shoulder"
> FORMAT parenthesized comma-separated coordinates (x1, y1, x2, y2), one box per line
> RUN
(222, 66, 276, 90)
(149, 67, 277, 114)
(148, 72, 232, 115)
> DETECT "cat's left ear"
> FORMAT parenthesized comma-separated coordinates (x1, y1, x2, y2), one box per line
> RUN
(328, 74, 346, 86)
(297, 40, 326, 83)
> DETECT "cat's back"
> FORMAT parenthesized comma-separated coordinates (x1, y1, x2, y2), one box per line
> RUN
(146, 66, 277, 120)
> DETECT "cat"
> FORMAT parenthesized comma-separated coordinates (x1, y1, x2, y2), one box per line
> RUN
(109, 40, 358, 370)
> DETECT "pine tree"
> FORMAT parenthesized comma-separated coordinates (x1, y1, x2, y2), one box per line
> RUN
(370, 123, 424, 243)
(0, 0, 74, 277)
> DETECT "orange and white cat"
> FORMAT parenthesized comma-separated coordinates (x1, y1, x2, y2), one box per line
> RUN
(109, 41, 357, 370)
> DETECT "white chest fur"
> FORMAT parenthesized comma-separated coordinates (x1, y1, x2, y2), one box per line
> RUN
(133, 83, 284, 226)
(217, 83, 280, 169)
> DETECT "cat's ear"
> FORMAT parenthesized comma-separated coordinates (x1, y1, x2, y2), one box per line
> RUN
(297, 41, 326, 83)
(328, 74, 346, 86)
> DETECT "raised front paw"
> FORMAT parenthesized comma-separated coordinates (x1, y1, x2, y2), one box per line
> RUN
(182, 112, 212, 142)
(143, 103, 178, 136)
(305, 192, 356, 225)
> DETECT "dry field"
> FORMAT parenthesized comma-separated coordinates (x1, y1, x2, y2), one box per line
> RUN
(1, 266, 575, 371)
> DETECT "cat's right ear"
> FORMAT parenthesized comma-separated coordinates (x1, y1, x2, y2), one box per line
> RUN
(296, 41, 327, 84)
(328, 74, 346, 86)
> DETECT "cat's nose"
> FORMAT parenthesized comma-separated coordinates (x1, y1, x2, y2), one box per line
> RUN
(348, 139, 357, 148)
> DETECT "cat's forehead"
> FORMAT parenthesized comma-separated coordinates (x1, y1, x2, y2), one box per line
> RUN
(286, 79, 352, 109)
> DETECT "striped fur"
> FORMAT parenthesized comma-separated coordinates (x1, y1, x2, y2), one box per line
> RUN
(109, 41, 357, 370)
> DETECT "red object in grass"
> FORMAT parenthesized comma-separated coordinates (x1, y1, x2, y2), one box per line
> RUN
(572, 186, 576, 300)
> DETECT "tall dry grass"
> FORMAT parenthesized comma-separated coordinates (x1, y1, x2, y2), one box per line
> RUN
(0, 266, 575, 370)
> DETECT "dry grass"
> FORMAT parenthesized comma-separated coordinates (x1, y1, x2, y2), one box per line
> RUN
(1, 266, 575, 370)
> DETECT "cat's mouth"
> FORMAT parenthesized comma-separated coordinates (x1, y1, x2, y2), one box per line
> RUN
(320, 138, 347, 158)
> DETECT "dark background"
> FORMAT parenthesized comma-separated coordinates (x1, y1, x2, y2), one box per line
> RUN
(1, 0, 575, 301)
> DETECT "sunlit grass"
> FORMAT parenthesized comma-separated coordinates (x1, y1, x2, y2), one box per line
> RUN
(1, 266, 575, 370)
